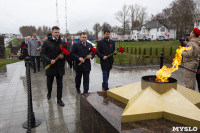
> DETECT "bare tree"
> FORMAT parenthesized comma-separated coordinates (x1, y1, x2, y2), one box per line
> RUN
(115, 4, 130, 35)
(19, 26, 37, 37)
(149, 0, 195, 37)
(102, 22, 111, 32)
(129, 4, 147, 30)
(93, 23, 101, 39)
(37, 26, 43, 36)
(42, 26, 51, 36)
(83, 29, 94, 38)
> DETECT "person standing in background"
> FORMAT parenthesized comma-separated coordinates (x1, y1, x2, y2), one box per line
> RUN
(182, 28, 200, 90)
(28, 33, 41, 73)
(67, 36, 76, 69)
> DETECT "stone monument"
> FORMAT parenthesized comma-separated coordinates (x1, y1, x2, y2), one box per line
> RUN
(0, 35, 5, 58)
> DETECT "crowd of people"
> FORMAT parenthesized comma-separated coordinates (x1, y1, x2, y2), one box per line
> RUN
(20, 26, 200, 107)
(20, 26, 117, 106)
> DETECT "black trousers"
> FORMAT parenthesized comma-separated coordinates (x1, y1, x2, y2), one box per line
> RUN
(31, 56, 40, 71)
(75, 70, 90, 93)
(67, 55, 74, 69)
(47, 75, 63, 100)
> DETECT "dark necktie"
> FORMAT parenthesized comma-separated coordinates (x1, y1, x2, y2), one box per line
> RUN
(83, 42, 86, 47)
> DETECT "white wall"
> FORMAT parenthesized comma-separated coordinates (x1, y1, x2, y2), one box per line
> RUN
(133, 30, 139, 40)
(168, 29, 176, 39)
(149, 28, 157, 40)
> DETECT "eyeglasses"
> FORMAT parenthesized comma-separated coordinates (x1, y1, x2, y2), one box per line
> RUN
(82, 37, 87, 38)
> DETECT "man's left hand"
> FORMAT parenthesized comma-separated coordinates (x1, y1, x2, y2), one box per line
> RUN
(86, 55, 92, 59)
(36, 48, 40, 51)
(58, 54, 64, 59)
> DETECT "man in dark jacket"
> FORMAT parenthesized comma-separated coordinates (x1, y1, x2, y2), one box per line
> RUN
(41, 26, 67, 106)
(67, 36, 76, 69)
(20, 37, 29, 58)
(97, 30, 117, 91)
(71, 32, 95, 94)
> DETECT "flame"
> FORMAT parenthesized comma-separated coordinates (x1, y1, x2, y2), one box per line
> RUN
(155, 46, 192, 82)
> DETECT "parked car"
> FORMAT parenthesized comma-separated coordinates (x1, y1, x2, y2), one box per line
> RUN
(157, 36, 169, 41)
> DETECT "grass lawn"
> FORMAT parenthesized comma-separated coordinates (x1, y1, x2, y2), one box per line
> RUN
(0, 59, 20, 69)
(5, 49, 11, 57)
(95, 41, 180, 64)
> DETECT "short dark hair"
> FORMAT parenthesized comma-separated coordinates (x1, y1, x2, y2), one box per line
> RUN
(104, 30, 110, 34)
(52, 26, 60, 31)
(80, 32, 87, 36)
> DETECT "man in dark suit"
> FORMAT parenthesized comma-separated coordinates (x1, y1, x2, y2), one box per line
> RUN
(41, 26, 67, 106)
(67, 36, 76, 69)
(71, 32, 95, 94)
(97, 30, 117, 91)
(20, 37, 29, 58)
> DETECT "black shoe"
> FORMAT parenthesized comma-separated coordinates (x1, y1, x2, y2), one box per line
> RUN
(57, 100, 65, 106)
(38, 69, 40, 72)
(47, 94, 51, 100)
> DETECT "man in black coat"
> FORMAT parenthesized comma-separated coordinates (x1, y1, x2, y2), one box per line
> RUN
(67, 36, 76, 69)
(71, 32, 95, 94)
(97, 30, 117, 91)
(41, 26, 67, 106)
(20, 37, 29, 58)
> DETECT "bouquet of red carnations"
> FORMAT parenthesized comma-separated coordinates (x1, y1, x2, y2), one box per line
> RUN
(78, 47, 97, 66)
(45, 44, 69, 70)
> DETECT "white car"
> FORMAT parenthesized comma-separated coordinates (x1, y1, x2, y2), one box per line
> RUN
(87, 40, 96, 48)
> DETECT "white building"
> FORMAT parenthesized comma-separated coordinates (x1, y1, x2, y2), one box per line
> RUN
(194, 14, 200, 29)
(132, 20, 176, 41)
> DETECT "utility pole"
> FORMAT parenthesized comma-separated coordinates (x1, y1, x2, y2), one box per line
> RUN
(56, 0, 59, 27)
(65, 0, 68, 34)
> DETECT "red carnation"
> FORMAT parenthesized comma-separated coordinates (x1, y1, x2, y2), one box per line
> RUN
(66, 42, 69, 47)
(22, 44, 25, 50)
(193, 28, 200, 36)
(62, 48, 69, 56)
(91, 48, 97, 54)
(37, 41, 41, 44)
(119, 46, 124, 53)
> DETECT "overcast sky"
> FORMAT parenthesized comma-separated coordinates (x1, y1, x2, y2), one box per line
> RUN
(0, 0, 174, 34)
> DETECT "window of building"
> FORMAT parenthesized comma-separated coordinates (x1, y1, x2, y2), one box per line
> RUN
(160, 26, 165, 32)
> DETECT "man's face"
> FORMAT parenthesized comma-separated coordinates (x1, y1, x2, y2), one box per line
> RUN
(71, 36, 74, 41)
(52, 29, 60, 39)
(80, 34, 87, 42)
(33, 33, 37, 38)
(41, 38, 44, 42)
(104, 32, 110, 39)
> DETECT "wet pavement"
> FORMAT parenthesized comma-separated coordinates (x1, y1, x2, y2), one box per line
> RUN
(0, 58, 198, 133)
